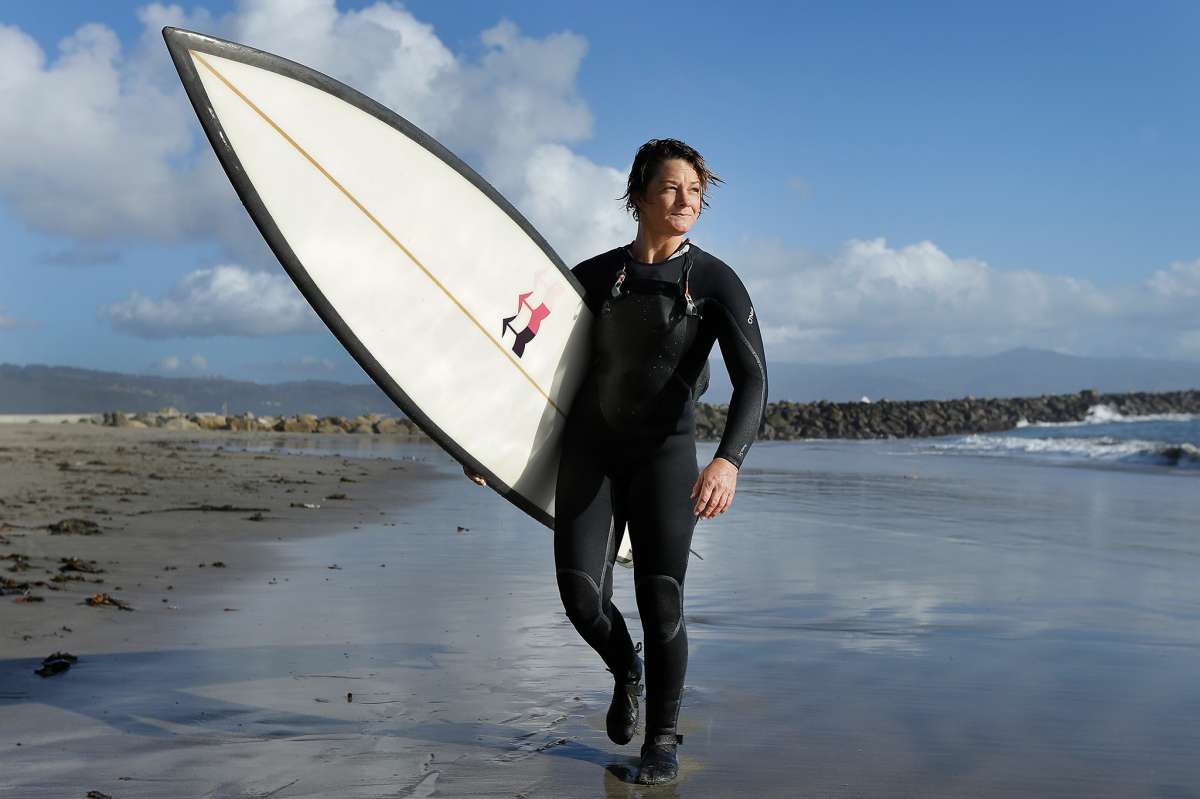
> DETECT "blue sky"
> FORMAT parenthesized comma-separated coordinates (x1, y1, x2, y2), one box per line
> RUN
(2, 1, 1198, 382)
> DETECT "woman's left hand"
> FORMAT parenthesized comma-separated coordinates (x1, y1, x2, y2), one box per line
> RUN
(691, 457, 738, 519)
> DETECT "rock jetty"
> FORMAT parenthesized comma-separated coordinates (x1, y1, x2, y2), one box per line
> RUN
(97, 408, 424, 436)
(695, 389, 1200, 441)
(92, 389, 1199, 442)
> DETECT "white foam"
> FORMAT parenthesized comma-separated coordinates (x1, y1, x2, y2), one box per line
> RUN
(1085, 404, 1125, 424)
(928, 433, 1199, 467)
(1023, 404, 1199, 429)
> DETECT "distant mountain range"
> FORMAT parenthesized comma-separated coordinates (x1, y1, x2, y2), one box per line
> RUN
(705, 348, 1200, 403)
(0, 363, 395, 416)
(2, 349, 1199, 414)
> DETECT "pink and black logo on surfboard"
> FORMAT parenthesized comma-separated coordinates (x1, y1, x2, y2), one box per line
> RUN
(501, 291, 550, 358)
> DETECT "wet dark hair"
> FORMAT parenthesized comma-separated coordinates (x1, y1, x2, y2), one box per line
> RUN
(621, 138, 723, 221)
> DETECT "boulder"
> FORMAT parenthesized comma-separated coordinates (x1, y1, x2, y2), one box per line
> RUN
(227, 415, 259, 432)
(373, 417, 403, 434)
(281, 416, 319, 433)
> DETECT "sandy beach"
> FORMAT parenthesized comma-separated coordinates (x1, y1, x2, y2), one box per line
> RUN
(0, 424, 460, 797)
(0, 424, 433, 661)
(3, 423, 1199, 798)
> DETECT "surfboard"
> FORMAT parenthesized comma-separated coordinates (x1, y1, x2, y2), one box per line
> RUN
(162, 27, 593, 529)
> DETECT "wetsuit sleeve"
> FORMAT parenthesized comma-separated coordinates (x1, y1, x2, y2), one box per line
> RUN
(708, 266, 768, 469)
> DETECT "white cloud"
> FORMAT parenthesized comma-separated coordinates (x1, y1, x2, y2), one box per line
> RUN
(0, 310, 20, 329)
(0, 2, 629, 266)
(0, 21, 211, 243)
(741, 237, 1200, 363)
(298, 355, 336, 371)
(1147, 259, 1200, 300)
(152, 352, 209, 372)
(516, 144, 629, 266)
(105, 264, 320, 337)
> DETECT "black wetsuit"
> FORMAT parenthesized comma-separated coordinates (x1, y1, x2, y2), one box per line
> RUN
(555, 241, 768, 741)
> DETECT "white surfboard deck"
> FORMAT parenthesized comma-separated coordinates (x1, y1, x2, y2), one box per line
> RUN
(163, 28, 593, 528)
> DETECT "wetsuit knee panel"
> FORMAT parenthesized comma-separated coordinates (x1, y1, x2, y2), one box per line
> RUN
(635, 574, 683, 643)
(557, 569, 611, 633)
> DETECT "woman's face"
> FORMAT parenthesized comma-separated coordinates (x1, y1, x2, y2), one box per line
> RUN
(635, 158, 703, 237)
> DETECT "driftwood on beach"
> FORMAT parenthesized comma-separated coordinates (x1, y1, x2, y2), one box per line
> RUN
(89, 388, 1200, 442)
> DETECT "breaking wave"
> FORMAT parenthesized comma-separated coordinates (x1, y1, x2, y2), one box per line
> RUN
(928, 434, 1200, 469)
(1015, 404, 1198, 428)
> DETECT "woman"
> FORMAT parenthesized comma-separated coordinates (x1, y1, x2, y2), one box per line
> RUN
(471, 139, 767, 785)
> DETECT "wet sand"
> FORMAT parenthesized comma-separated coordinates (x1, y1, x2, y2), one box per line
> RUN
(0, 424, 432, 661)
(0, 425, 454, 797)
(2, 426, 1199, 797)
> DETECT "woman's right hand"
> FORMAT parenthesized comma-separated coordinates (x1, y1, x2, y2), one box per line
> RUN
(462, 464, 486, 486)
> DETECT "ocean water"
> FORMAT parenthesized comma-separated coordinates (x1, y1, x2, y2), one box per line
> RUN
(922, 403, 1200, 469)
(211, 406, 1200, 796)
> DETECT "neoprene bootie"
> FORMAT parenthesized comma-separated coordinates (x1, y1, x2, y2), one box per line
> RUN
(637, 732, 682, 785)
(606, 653, 643, 745)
